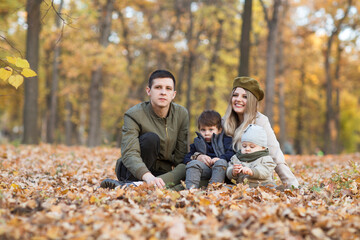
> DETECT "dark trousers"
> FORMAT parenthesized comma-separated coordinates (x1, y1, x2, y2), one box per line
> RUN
(116, 132, 161, 181)
(115, 132, 186, 186)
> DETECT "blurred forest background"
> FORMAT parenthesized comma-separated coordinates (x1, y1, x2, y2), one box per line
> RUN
(0, 0, 359, 155)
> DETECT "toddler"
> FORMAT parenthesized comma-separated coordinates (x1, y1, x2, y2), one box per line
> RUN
(226, 124, 276, 188)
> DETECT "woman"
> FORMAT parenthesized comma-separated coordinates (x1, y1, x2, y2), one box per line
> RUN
(223, 76, 299, 188)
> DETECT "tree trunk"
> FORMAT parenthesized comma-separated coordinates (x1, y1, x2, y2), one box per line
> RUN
(23, 0, 42, 144)
(334, 41, 342, 153)
(277, 0, 288, 150)
(46, 0, 64, 144)
(43, 48, 52, 142)
(206, 18, 224, 110)
(177, 56, 187, 100)
(87, 0, 114, 147)
(78, 105, 86, 145)
(324, 41, 336, 154)
(277, 37, 286, 149)
(238, 0, 252, 76)
(186, 53, 194, 122)
(260, 0, 281, 125)
(65, 99, 73, 146)
(118, 10, 133, 75)
(323, 0, 351, 154)
(185, 1, 195, 124)
(294, 64, 305, 155)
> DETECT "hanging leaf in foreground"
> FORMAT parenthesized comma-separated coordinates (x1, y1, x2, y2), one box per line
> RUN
(8, 75, 24, 89)
(0, 67, 13, 82)
(0, 56, 37, 89)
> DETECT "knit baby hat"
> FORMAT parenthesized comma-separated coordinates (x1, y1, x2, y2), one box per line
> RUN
(232, 77, 264, 101)
(241, 124, 268, 148)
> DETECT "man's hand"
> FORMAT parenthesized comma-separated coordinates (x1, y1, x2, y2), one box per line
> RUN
(197, 154, 213, 167)
(142, 172, 166, 189)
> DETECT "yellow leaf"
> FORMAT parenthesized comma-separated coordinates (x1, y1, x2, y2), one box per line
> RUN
(15, 58, 30, 68)
(199, 197, 211, 206)
(169, 191, 180, 201)
(8, 75, 24, 89)
(0, 67, 13, 82)
(60, 189, 69, 195)
(89, 195, 97, 204)
(116, 187, 125, 198)
(21, 68, 37, 77)
(6, 56, 16, 64)
(11, 183, 20, 189)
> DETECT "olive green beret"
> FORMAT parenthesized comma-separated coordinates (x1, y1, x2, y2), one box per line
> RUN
(232, 76, 264, 101)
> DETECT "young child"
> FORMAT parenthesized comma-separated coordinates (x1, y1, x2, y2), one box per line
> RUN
(184, 110, 235, 189)
(226, 124, 276, 188)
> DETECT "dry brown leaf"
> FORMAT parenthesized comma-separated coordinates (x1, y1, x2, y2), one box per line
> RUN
(0, 145, 359, 239)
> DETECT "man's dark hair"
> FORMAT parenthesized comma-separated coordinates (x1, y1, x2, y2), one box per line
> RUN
(148, 70, 176, 89)
(198, 110, 222, 130)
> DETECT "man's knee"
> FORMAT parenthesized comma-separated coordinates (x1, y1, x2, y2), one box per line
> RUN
(173, 163, 186, 173)
(139, 132, 160, 153)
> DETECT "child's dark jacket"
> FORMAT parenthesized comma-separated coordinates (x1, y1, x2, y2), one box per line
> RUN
(183, 131, 235, 164)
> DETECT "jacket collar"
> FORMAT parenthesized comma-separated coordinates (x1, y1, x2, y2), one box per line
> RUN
(147, 101, 174, 119)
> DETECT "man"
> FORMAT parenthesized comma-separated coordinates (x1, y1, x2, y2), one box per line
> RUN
(101, 70, 189, 189)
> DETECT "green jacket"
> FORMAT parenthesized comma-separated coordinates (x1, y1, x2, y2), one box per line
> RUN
(116, 101, 189, 179)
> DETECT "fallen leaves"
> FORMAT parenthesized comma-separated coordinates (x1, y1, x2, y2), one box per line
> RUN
(0, 144, 359, 239)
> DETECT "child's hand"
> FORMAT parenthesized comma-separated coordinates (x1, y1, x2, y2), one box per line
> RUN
(240, 167, 253, 176)
(232, 164, 242, 176)
(197, 155, 212, 167)
(211, 157, 220, 165)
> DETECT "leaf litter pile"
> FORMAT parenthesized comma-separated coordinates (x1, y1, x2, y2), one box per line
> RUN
(0, 144, 359, 239)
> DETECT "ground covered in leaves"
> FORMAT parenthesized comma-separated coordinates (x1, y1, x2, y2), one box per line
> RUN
(0, 144, 359, 239)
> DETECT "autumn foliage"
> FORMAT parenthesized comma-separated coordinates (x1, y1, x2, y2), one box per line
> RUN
(1, 0, 360, 153)
(0, 144, 359, 239)
(0, 57, 37, 89)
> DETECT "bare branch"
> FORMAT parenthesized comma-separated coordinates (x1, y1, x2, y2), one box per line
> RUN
(41, 0, 52, 22)
(259, 0, 270, 25)
(51, 0, 67, 25)
(0, 36, 23, 58)
(332, 0, 353, 36)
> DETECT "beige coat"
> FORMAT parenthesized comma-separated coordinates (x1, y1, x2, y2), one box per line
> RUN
(227, 154, 276, 188)
(254, 112, 299, 188)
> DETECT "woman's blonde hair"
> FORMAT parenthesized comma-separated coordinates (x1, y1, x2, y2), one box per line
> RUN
(223, 88, 259, 151)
